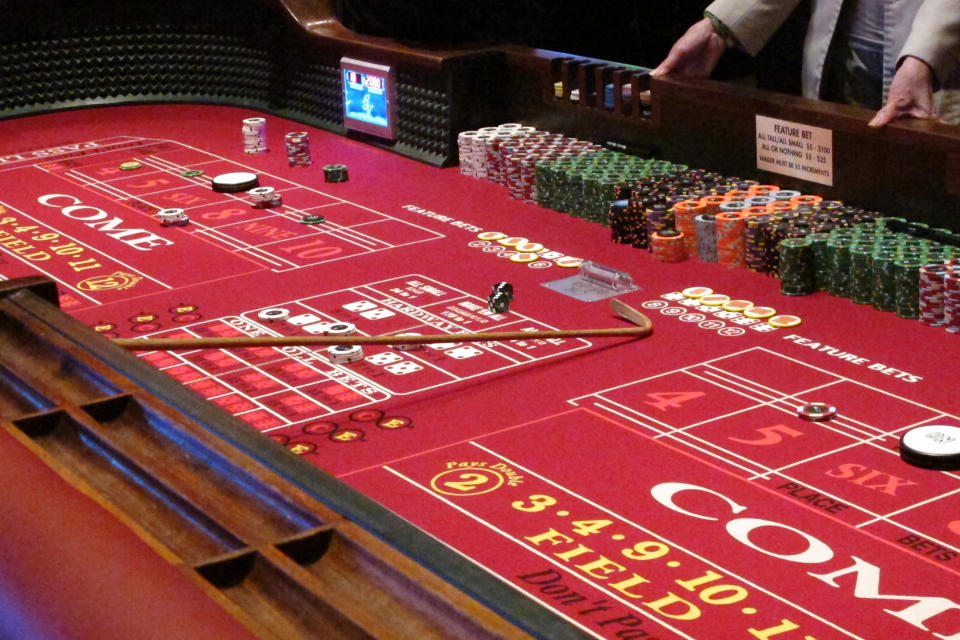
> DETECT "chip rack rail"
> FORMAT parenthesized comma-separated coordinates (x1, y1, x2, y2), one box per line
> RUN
(0, 276, 588, 640)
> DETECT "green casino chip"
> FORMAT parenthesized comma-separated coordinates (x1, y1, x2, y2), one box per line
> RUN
(323, 163, 349, 183)
(300, 214, 326, 225)
(181, 169, 204, 177)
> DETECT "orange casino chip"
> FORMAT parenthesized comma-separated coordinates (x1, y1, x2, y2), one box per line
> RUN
(722, 299, 754, 313)
(744, 306, 777, 319)
(514, 241, 545, 253)
(699, 293, 731, 306)
(509, 252, 540, 263)
(768, 314, 802, 328)
(682, 286, 713, 298)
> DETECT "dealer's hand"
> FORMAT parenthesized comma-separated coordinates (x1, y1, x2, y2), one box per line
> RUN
(868, 56, 939, 127)
(651, 17, 726, 79)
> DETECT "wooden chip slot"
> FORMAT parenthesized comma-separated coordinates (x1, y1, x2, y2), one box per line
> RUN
(79, 395, 326, 543)
(12, 410, 246, 564)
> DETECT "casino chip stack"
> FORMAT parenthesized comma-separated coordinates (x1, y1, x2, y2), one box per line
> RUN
(212, 171, 259, 193)
(258, 308, 290, 322)
(945, 260, 960, 333)
(327, 345, 363, 364)
(248, 186, 282, 208)
(919, 263, 948, 326)
(323, 164, 348, 183)
(779, 237, 815, 295)
(156, 208, 189, 226)
(695, 214, 718, 262)
(796, 402, 837, 422)
(242, 117, 267, 154)
(457, 124, 602, 204)
(488, 282, 514, 314)
(716, 211, 748, 267)
(457, 130, 490, 178)
(650, 230, 685, 262)
(285, 131, 312, 167)
(457, 130, 960, 331)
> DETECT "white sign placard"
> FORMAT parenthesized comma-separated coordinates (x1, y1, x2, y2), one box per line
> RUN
(756, 115, 833, 186)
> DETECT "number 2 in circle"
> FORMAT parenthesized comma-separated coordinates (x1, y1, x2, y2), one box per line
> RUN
(443, 472, 489, 493)
(429, 468, 505, 496)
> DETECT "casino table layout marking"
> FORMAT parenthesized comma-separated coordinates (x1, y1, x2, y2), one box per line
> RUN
(377, 438, 854, 639)
(570, 346, 960, 542)
(135, 274, 592, 437)
(349, 407, 960, 640)
(0, 135, 443, 305)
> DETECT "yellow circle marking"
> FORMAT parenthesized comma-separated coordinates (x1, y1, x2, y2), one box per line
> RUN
(430, 467, 505, 497)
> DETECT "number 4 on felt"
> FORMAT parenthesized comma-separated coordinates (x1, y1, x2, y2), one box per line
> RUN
(644, 391, 705, 411)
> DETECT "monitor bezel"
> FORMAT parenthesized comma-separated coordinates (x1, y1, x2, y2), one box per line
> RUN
(340, 57, 398, 140)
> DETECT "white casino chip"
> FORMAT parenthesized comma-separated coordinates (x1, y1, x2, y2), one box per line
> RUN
(327, 344, 364, 364)
(211, 171, 259, 193)
(900, 425, 960, 470)
(326, 322, 356, 336)
(257, 308, 290, 322)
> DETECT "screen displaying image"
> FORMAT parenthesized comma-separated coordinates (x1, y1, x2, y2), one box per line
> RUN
(341, 58, 396, 139)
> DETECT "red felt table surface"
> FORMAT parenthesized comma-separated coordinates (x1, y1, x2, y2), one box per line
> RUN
(1, 104, 959, 640)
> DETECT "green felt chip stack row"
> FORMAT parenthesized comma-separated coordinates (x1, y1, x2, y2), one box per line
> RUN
(779, 218, 958, 319)
(535, 151, 687, 223)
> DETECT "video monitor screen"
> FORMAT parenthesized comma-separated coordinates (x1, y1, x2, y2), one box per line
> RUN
(341, 57, 397, 140)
